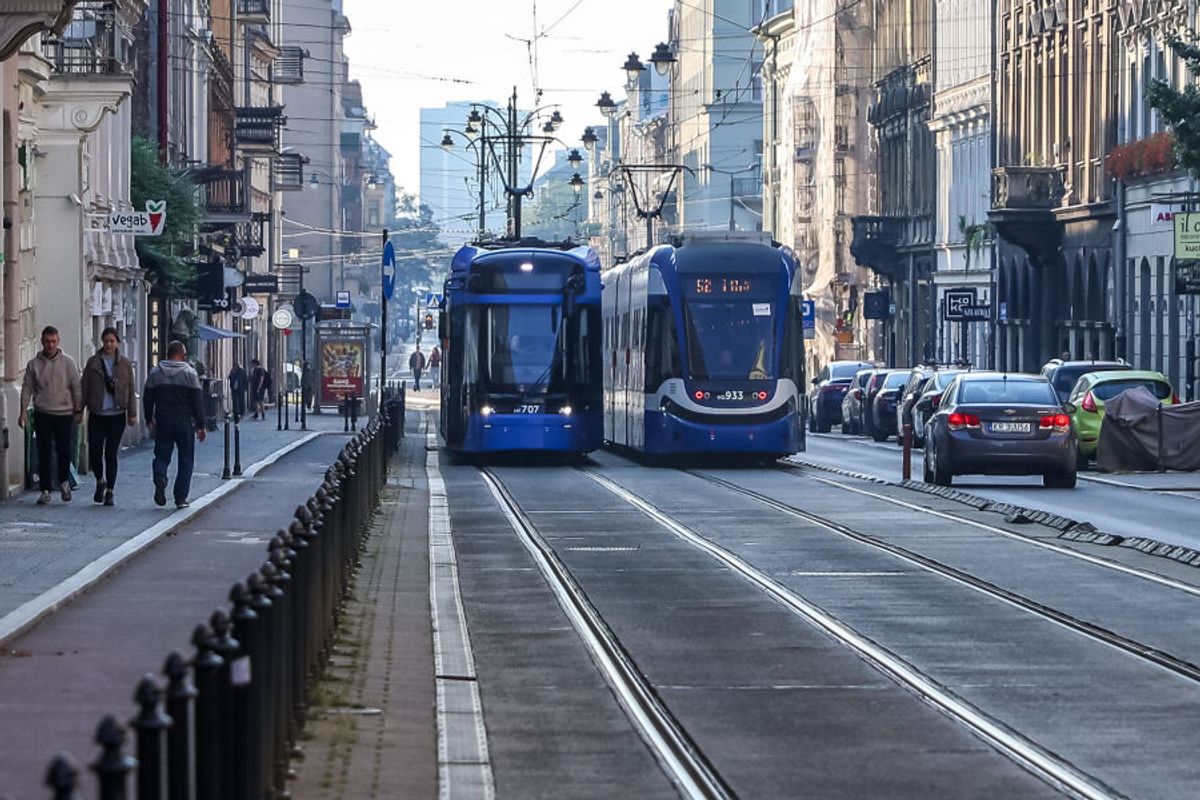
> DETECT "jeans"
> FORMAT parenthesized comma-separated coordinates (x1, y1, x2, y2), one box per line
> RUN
(87, 413, 126, 488)
(231, 390, 246, 420)
(34, 411, 73, 491)
(412, 368, 422, 390)
(152, 417, 196, 502)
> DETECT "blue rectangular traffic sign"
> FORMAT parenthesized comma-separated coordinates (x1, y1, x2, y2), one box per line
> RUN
(801, 299, 816, 329)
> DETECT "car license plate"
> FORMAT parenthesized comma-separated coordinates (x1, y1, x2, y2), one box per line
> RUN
(989, 421, 1030, 434)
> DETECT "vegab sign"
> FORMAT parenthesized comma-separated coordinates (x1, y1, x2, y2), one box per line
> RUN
(1173, 212, 1200, 294)
(110, 201, 166, 236)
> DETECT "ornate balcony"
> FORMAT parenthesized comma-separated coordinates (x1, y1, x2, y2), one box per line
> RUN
(0, 1, 76, 60)
(273, 46, 305, 85)
(234, 106, 285, 153)
(988, 166, 1065, 269)
(850, 215, 904, 280)
(237, 0, 270, 24)
(41, 1, 133, 77)
(201, 170, 251, 225)
(273, 151, 307, 191)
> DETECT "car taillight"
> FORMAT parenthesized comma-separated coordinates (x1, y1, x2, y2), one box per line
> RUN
(1172, 392, 1181, 405)
(1039, 413, 1071, 431)
(822, 385, 843, 393)
(1081, 391, 1097, 413)
(948, 412, 981, 431)
(929, 393, 942, 407)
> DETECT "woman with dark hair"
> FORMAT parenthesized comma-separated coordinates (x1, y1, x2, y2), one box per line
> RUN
(81, 326, 137, 505)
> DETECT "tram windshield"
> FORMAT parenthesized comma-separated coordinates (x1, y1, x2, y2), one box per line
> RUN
(484, 304, 563, 392)
(681, 275, 777, 381)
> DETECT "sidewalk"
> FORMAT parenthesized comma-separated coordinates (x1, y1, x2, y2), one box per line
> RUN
(289, 418, 437, 799)
(0, 415, 346, 639)
(0, 430, 355, 799)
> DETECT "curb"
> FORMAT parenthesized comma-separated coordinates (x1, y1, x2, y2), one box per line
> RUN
(783, 456, 1197, 571)
(0, 432, 325, 648)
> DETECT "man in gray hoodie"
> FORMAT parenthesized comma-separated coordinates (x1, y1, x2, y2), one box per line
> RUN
(18, 326, 83, 504)
(143, 340, 207, 508)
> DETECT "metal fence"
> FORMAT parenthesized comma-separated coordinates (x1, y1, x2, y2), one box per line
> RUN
(29, 397, 405, 800)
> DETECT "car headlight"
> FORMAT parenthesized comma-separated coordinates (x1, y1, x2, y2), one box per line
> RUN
(480, 405, 494, 416)
(559, 406, 572, 416)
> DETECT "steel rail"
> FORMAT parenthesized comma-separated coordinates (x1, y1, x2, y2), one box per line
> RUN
(479, 468, 734, 800)
(583, 468, 1127, 800)
(777, 461, 1200, 600)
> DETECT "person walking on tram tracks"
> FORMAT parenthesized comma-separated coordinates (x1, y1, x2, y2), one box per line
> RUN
(81, 327, 137, 506)
(228, 361, 249, 421)
(250, 358, 272, 419)
(144, 340, 207, 509)
(428, 345, 442, 388)
(18, 326, 83, 505)
(409, 346, 426, 391)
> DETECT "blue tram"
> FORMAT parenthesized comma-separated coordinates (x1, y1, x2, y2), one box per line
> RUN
(603, 232, 806, 457)
(439, 240, 604, 454)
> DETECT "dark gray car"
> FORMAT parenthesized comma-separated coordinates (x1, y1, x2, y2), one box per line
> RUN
(923, 373, 1077, 488)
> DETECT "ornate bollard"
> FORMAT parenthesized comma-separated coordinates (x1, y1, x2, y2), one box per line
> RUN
(228, 584, 259, 800)
(44, 753, 80, 800)
(190, 624, 224, 800)
(162, 652, 197, 800)
(91, 716, 136, 800)
(233, 420, 243, 477)
(208, 610, 240, 800)
(132, 676, 172, 800)
(222, 416, 232, 481)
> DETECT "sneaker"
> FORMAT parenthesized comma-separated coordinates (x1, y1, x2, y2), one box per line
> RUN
(60, 482, 71, 502)
(103, 490, 114, 507)
(175, 499, 190, 509)
(37, 490, 51, 505)
(93, 481, 107, 504)
(153, 482, 167, 507)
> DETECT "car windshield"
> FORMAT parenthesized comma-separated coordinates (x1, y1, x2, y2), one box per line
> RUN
(959, 380, 1057, 405)
(831, 363, 867, 380)
(1092, 379, 1172, 401)
(1052, 364, 1124, 395)
(933, 370, 964, 390)
(882, 371, 909, 389)
(484, 304, 563, 392)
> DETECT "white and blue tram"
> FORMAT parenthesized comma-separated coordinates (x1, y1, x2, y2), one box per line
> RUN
(439, 240, 604, 454)
(602, 233, 806, 457)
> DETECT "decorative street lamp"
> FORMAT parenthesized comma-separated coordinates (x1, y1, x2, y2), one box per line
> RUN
(440, 132, 454, 151)
(622, 52, 646, 88)
(569, 172, 585, 194)
(581, 127, 599, 152)
(596, 91, 617, 117)
(567, 149, 584, 168)
(549, 109, 564, 131)
(649, 42, 676, 76)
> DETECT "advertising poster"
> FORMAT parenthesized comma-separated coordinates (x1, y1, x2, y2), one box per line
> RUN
(319, 337, 366, 406)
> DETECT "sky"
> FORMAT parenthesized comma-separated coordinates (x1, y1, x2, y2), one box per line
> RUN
(341, 0, 675, 198)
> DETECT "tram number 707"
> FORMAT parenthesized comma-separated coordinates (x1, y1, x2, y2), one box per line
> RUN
(515, 404, 543, 414)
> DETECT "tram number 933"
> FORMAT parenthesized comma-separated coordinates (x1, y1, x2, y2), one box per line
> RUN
(715, 390, 744, 401)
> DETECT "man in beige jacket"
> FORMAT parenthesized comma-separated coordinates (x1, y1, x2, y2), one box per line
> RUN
(19, 326, 83, 504)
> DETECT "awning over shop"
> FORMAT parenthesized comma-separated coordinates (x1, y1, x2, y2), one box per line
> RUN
(196, 323, 244, 341)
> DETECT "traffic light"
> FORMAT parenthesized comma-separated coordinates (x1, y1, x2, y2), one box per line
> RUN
(423, 312, 435, 330)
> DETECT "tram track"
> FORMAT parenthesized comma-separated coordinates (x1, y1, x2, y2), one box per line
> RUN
(578, 466, 1128, 800)
(774, 460, 1200, 600)
(477, 467, 734, 800)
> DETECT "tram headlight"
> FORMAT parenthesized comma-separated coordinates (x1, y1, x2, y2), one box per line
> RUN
(559, 406, 573, 416)
(480, 405, 494, 416)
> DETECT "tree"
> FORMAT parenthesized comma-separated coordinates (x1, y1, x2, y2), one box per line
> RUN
(1147, 38, 1200, 179)
(130, 136, 201, 297)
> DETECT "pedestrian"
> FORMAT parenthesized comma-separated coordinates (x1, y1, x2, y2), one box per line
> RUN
(429, 345, 442, 388)
(81, 327, 136, 506)
(228, 361, 249, 421)
(250, 358, 272, 419)
(143, 340, 207, 509)
(409, 346, 426, 391)
(18, 326, 83, 504)
(302, 360, 317, 410)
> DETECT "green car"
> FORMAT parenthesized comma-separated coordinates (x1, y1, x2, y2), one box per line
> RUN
(1066, 369, 1178, 466)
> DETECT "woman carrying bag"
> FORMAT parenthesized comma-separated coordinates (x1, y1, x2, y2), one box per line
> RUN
(81, 326, 137, 505)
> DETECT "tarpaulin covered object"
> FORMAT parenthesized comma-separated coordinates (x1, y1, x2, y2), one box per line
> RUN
(1097, 386, 1200, 472)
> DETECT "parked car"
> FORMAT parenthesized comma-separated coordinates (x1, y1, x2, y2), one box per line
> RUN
(1066, 369, 1179, 467)
(808, 360, 875, 433)
(1039, 358, 1129, 404)
(861, 369, 893, 437)
(840, 368, 877, 434)
(923, 373, 1077, 488)
(910, 369, 967, 447)
(896, 363, 962, 441)
(867, 369, 911, 442)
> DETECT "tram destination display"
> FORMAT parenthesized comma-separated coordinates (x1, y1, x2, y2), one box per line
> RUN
(689, 276, 755, 296)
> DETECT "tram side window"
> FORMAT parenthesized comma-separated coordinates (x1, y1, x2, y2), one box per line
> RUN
(645, 299, 681, 388)
(573, 306, 602, 393)
(781, 297, 806, 384)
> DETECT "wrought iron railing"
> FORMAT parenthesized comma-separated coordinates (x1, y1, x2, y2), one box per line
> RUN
(42, 1, 133, 77)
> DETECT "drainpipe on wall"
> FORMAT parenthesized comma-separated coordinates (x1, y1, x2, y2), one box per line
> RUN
(3, 87, 21, 498)
(1113, 179, 1126, 362)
